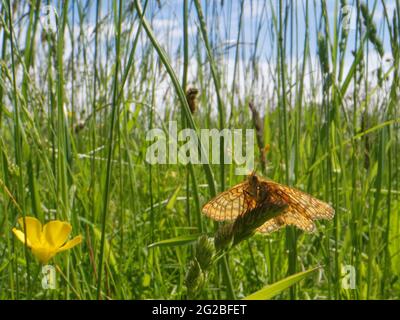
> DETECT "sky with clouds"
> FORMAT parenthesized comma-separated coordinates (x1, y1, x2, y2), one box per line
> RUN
(3, 0, 397, 114)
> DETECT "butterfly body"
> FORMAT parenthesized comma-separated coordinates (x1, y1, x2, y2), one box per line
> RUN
(202, 173, 334, 234)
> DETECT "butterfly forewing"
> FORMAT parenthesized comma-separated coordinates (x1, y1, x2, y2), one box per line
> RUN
(202, 181, 257, 221)
(260, 179, 334, 219)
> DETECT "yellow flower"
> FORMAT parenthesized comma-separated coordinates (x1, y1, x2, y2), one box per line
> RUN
(12, 216, 82, 264)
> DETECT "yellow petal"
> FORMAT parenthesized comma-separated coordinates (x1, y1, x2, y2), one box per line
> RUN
(12, 228, 33, 247)
(43, 221, 72, 248)
(31, 246, 57, 264)
(57, 235, 82, 252)
(17, 217, 42, 246)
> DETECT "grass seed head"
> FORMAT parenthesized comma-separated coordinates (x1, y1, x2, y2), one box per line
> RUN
(185, 258, 205, 298)
(195, 235, 215, 271)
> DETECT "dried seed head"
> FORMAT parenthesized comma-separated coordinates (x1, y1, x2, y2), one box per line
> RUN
(186, 88, 199, 114)
(74, 121, 85, 134)
(248, 102, 266, 171)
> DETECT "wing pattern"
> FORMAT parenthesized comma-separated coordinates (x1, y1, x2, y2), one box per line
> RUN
(202, 181, 257, 221)
(202, 174, 335, 234)
(256, 180, 334, 233)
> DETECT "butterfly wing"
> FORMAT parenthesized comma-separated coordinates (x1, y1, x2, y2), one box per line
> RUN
(202, 175, 334, 234)
(257, 211, 316, 233)
(202, 181, 257, 221)
(257, 180, 334, 234)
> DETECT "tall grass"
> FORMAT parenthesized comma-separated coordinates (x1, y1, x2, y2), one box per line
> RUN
(0, 0, 399, 299)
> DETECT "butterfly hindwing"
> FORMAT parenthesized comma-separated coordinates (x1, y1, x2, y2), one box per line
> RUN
(257, 210, 316, 233)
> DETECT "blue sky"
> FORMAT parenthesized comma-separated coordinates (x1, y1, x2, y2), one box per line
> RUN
(49, 0, 396, 58)
(2, 0, 396, 110)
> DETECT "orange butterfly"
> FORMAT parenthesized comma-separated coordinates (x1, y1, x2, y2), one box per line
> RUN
(202, 172, 334, 234)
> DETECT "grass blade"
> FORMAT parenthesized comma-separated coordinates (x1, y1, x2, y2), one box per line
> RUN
(243, 267, 320, 300)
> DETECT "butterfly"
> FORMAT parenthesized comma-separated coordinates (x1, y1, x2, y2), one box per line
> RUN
(202, 172, 334, 234)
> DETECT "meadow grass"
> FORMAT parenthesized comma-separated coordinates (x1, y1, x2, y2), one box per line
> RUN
(0, 0, 399, 299)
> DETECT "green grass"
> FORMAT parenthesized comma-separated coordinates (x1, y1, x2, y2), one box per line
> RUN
(0, 0, 399, 300)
